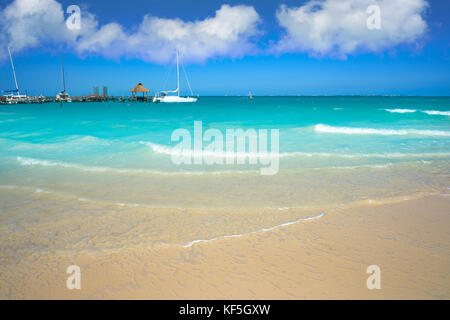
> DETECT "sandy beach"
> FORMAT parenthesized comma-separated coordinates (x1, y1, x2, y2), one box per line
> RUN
(0, 0, 449, 306)
(1, 193, 448, 299)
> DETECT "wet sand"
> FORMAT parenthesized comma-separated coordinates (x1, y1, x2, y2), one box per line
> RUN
(1, 194, 449, 299)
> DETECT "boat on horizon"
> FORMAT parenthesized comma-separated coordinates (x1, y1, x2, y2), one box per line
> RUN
(156, 50, 198, 103)
(3, 47, 27, 104)
(55, 56, 72, 103)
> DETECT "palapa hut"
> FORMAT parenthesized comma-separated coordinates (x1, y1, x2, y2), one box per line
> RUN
(130, 82, 150, 101)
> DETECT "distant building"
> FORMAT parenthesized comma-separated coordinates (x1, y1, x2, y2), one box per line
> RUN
(93, 86, 99, 96)
(102, 86, 108, 97)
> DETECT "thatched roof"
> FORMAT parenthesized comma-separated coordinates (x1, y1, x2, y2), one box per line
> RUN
(130, 83, 150, 92)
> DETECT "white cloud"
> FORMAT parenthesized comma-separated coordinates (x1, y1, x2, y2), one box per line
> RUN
(273, 0, 428, 58)
(125, 5, 261, 63)
(0, 0, 261, 64)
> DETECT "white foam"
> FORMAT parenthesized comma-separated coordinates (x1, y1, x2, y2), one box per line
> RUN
(182, 212, 325, 248)
(16, 156, 255, 176)
(422, 110, 450, 116)
(143, 141, 450, 160)
(384, 108, 416, 113)
(141, 141, 277, 160)
(314, 124, 450, 137)
(115, 202, 139, 208)
(16, 152, 447, 178)
(313, 163, 393, 170)
(282, 151, 450, 159)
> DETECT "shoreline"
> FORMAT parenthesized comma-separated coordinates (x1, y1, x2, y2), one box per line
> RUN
(1, 193, 449, 299)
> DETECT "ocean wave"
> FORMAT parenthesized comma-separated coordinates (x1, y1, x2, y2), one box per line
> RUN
(143, 140, 450, 160)
(313, 163, 393, 170)
(422, 110, 450, 116)
(383, 109, 450, 116)
(181, 212, 325, 248)
(283, 151, 450, 159)
(384, 108, 416, 113)
(15, 156, 256, 175)
(54, 135, 112, 145)
(140, 141, 277, 159)
(15, 151, 445, 176)
(17, 156, 120, 172)
(2, 135, 112, 151)
(314, 124, 450, 137)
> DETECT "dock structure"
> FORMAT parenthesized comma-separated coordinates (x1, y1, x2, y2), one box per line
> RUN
(0, 95, 123, 105)
(130, 83, 150, 102)
(0, 95, 53, 104)
(1, 83, 157, 105)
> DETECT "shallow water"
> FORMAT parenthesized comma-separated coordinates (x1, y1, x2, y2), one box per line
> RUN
(0, 97, 449, 257)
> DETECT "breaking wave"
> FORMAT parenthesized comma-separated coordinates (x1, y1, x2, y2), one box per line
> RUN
(141, 141, 450, 159)
(383, 109, 450, 116)
(384, 108, 416, 113)
(422, 110, 450, 116)
(15, 156, 256, 175)
(314, 124, 450, 137)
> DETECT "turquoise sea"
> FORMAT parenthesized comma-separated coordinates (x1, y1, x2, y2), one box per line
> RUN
(0, 96, 449, 254)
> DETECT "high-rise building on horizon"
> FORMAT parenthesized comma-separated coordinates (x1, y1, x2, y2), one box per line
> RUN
(102, 86, 108, 97)
(93, 86, 99, 96)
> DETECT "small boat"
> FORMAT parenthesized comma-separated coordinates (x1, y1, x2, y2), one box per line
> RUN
(249, 91, 253, 101)
(156, 50, 198, 103)
(55, 56, 72, 103)
(3, 47, 27, 103)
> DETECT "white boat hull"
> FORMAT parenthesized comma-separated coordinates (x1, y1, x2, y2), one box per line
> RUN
(156, 96, 198, 103)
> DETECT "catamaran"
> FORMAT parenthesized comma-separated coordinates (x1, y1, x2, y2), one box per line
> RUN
(156, 50, 198, 103)
(55, 56, 72, 103)
(3, 46, 27, 104)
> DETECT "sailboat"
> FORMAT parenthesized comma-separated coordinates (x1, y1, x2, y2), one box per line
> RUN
(156, 50, 198, 103)
(3, 46, 27, 104)
(249, 91, 253, 101)
(55, 56, 72, 103)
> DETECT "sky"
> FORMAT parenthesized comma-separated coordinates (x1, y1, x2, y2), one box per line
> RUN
(0, 0, 449, 96)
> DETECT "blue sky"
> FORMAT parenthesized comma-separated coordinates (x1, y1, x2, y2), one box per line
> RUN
(0, 0, 449, 96)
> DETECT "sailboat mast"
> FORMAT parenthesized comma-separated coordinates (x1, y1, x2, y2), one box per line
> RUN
(176, 50, 180, 97)
(8, 46, 19, 95)
(61, 56, 66, 94)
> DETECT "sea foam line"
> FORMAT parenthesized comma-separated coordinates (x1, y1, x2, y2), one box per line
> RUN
(141, 141, 277, 159)
(314, 124, 450, 136)
(142, 141, 450, 159)
(11, 156, 413, 175)
(15, 156, 257, 175)
(283, 151, 450, 159)
(181, 212, 325, 248)
(15, 153, 447, 177)
(383, 109, 450, 116)
(422, 110, 450, 116)
(384, 108, 417, 113)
